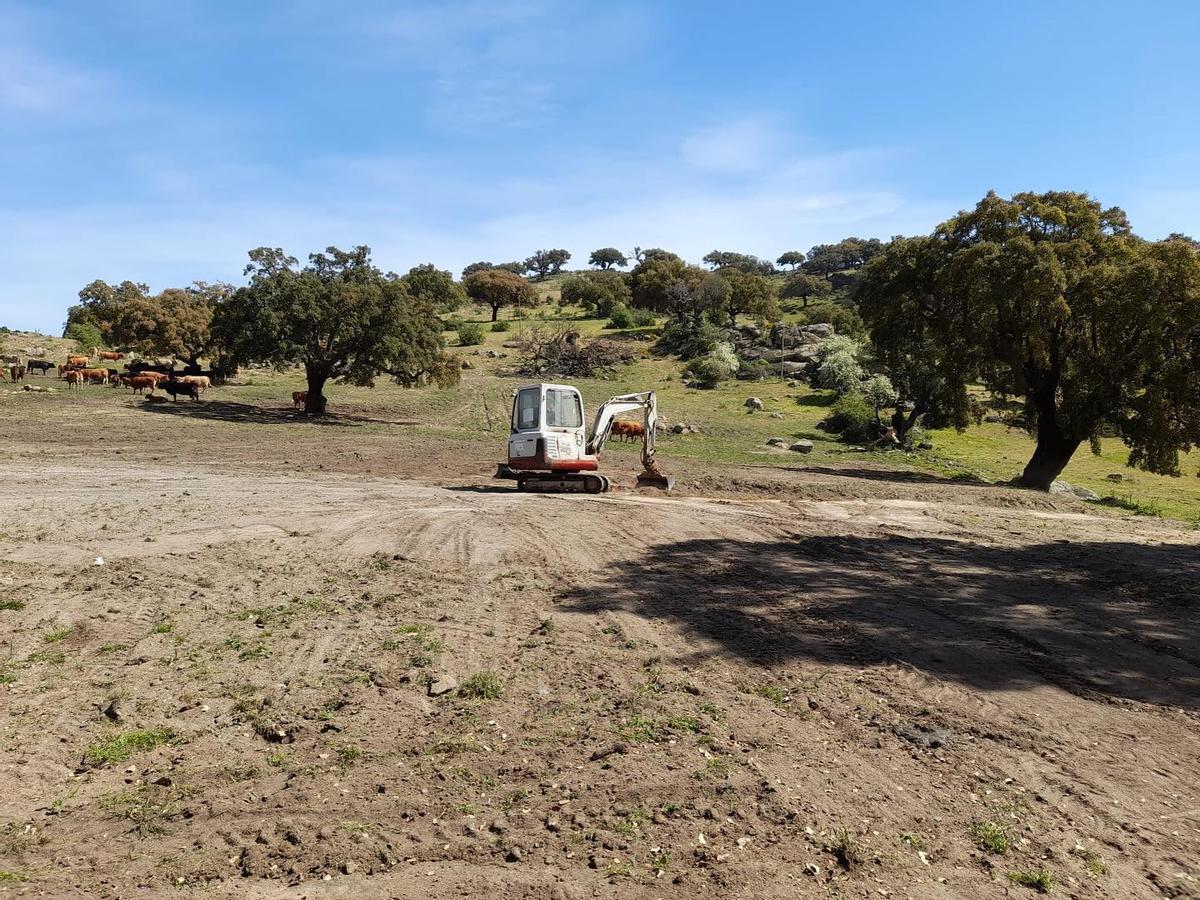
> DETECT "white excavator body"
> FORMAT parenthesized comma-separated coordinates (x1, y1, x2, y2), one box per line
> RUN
(497, 383, 674, 493)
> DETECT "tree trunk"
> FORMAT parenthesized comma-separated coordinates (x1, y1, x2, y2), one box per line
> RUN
(491, 304, 499, 322)
(304, 365, 329, 416)
(1016, 412, 1081, 490)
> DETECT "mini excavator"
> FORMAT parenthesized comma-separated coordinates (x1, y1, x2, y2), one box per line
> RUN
(494, 383, 674, 493)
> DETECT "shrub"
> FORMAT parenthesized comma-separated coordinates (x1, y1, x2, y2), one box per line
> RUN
(560, 271, 631, 318)
(65, 321, 103, 352)
(442, 316, 463, 333)
(800, 302, 866, 338)
(817, 350, 865, 395)
(457, 322, 486, 346)
(606, 303, 655, 329)
(657, 316, 720, 360)
(862, 374, 897, 417)
(820, 393, 877, 441)
(491, 320, 510, 332)
(684, 341, 739, 388)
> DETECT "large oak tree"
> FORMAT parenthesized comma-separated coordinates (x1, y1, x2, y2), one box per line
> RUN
(861, 191, 1200, 489)
(213, 245, 454, 415)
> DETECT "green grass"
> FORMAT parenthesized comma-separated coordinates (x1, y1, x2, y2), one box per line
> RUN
(969, 820, 1010, 854)
(9, 316, 1199, 523)
(1008, 867, 1055, 893)
(457, 671, 504, 700)
(0, 600, 25, 611)
(83, 728, 175, 767)
(0, 871, 28, 883)
(41, 627, 71, 643)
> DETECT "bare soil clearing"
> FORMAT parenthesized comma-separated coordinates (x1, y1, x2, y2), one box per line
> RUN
(1, 415, 1198, 898)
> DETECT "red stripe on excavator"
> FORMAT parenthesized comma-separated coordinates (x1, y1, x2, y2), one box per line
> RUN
(549, 460, 599, 471)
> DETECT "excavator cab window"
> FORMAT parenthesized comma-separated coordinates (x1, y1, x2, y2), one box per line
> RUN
(513, 387, 540, 432)
(545, 389, 583, 428)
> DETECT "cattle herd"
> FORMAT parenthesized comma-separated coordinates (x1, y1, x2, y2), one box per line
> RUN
(3, 347, 211, 401)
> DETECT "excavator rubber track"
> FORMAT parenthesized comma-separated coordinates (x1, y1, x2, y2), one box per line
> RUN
(515, 472, 610, 493)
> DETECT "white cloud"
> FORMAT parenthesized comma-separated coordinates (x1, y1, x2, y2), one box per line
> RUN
(0, 118, 922, 332)
(681, 117, 788, 175)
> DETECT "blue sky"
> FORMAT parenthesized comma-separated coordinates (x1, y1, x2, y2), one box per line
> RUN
(2, 0, 1198, 333)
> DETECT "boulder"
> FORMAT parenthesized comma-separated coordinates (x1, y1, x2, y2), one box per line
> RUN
(780, 361, 809, 376)
(789, 440, 814, 453)
(766, 438, 785, 447)
(428, 675, 458, 697)
(801, 323, 834, 338)
(1106, 473, 1123, 482)
(744, 397, 763, 411)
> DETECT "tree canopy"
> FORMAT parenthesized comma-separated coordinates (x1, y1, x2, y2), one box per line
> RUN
(779, 272, 832, 308)
(523, 249, 571, 280)
(402, 263, 466, 313)
(112, 282, 229, 366)
(212, 245, 455, 414)
(588, 247, 628, 270)
(559, 270, 631, 317)
(860, 190, 1200, 488)
(702, 250, 776, 275)
(464, 268, 538, 321)
(802, 237, 885, 277)
(776, 250, 806, 270)
(717, 268, 779, 324)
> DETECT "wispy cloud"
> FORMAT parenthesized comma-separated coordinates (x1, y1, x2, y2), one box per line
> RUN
(367, 0, 652, 129)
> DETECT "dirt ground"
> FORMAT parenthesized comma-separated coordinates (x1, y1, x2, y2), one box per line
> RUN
(1, 403, 1199, 899)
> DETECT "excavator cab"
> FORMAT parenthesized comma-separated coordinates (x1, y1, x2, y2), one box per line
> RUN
(495, 383, 673, 493)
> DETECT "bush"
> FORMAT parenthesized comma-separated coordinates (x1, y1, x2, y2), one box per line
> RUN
(442, 316, 463, 333)
(606, 303, 656, 329)
(684, 341, 739, 388)
(817, 350, 864, 394)
(800, 302, 866, 339)
(862, 373, 897, 413)
(820, 393, 877, 441)
(560, 271, 631, 318)
(491, 320, 510, 332)
(657, 316, 720, 360)
(65, 321, 103, 352)
(457, 322, 485, 346)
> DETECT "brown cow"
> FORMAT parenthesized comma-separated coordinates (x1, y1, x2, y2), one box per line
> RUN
(63, 371, 83, 389)
(67, 354, 89, 367)
(11, 365, 25, 383)
(292, 391, 307, 410)
(121, 375, 156, 394)
(177, 375, 210, 392)
(96, 350, 124, 361)
(78, 368, 109, 384)
(611, 420, 644, 442)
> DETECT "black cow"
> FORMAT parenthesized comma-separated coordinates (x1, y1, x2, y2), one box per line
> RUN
(162, 380, 200, 401)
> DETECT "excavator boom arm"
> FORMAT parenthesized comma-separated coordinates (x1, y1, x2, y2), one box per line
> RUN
(586, 391, 661, 473)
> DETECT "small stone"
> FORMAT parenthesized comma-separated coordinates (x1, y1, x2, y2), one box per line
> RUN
(804, 863, 820, 876)
(789, 440, 814, 453)
(768, 412, 783, 419)
(506, 846, 523, 862)
(428, 675, 458, 697)
(341, 861, 357, 875)
(766, 438, 785, 447)
(102, 700, 123, 723)
(744, 397, 764, 411)
(1106, 472, 1123, 482)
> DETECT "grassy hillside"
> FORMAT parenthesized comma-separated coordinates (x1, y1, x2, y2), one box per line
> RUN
(5, 314, 1198, 524)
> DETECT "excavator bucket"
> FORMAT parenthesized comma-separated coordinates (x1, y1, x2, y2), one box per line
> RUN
(635, 461, 675, 492)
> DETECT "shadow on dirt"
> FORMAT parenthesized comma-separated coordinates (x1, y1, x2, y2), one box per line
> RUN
(561, 533, 1200, 709)
(135, 400, 419, 428)
(800, 465, 992, 487)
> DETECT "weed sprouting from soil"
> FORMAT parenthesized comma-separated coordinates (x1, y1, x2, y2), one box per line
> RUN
(458, 671, 504, 700)
(84, 728, 175, 767)
(1007, 867, 1054, 893)
(970, 820, 1010, 854)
